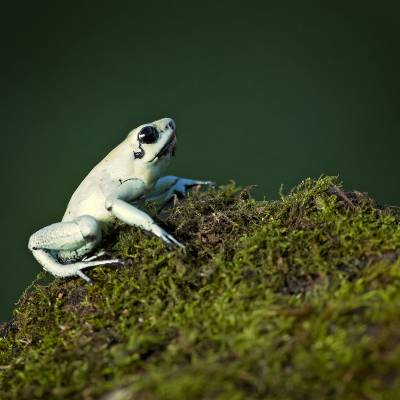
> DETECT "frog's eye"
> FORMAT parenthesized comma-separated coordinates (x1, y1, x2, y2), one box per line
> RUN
(138, 126, 159, 144)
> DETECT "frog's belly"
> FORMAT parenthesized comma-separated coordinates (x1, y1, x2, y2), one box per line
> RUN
(62, 189, 114, 224)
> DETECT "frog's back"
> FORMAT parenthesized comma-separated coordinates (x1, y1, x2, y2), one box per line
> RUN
(62, 177, 113, 224)
(62, 150, 124, 224)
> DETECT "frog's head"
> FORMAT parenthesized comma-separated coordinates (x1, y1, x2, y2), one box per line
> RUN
(127, 117, 177, 165)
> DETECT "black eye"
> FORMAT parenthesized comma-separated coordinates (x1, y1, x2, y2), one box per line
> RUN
(138, 126, 159, 144)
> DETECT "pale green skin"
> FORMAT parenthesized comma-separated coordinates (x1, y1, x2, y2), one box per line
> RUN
(28, 117, 213, 283)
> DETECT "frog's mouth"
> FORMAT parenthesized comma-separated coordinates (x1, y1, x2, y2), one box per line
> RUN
(151, 133, 176, 162)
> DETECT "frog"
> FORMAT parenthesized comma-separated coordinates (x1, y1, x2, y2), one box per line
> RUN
(28, 117, 213, 284)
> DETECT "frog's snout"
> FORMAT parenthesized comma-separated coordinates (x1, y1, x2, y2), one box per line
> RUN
(166, 119, 175, 132)
(157, 117, 176, 133)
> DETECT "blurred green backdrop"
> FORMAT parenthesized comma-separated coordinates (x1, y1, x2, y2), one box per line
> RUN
(1, 2, 399, 320)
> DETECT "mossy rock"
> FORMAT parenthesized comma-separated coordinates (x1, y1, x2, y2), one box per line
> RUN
(1, 176, 400, 399)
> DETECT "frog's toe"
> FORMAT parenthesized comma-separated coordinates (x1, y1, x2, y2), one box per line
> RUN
(186, 180, 216, 191)
(76, 270, 94, 285)
(74, 258, 123, 284)
(165, 232, 185, 249)
(197, 180, 216, 187)
(152, 224, 185, 249)
(82, 250, 107, 262)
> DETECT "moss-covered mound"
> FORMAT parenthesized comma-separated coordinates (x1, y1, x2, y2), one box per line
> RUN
(1, 177, 400, 399)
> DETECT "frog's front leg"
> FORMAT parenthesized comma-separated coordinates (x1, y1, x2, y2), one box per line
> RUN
(28, 215, 120, 283)
(106, 179, 184, 248)
(145, 175, 215, 206)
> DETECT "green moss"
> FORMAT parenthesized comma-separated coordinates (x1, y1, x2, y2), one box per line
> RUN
(1, 176, 400, 399)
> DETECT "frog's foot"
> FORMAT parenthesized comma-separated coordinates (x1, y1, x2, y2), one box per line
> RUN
(28, 215, 123, 283)
(146, 176, 215, 209)
(106, 196, 186, 250)
(75, 258, 123, 284)
(30, 249, 122, 282)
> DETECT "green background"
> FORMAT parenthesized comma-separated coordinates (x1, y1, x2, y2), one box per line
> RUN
(1, 2, 399, 320)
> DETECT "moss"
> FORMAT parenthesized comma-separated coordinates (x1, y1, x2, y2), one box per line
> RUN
(1, 176, 400, 399)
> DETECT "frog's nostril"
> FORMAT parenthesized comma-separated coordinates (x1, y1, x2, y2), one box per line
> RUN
(167, 120, 175, 131)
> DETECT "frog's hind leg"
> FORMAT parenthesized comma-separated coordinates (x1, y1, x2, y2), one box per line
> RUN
(28, 215, 121, 283)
